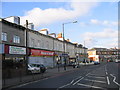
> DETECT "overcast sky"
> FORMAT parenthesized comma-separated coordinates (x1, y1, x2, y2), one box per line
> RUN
(1, 0, 118, 49)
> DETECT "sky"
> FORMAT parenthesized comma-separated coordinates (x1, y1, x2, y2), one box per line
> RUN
(1, 1, 118, 49)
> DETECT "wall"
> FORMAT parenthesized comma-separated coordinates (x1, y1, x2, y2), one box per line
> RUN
(28, 31, 53, 50)
(1, 22, 25, 46)
(66, 43, 75, 57)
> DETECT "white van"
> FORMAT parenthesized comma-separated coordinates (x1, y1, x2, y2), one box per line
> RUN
(115, 59, 120, 63)
(28, 64, 40, 73)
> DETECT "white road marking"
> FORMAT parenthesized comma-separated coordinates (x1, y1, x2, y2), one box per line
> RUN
(107, 76, 110, 85)
(12, 77, 49, 88)
(110, 74, 120, 87)
(84, 79, 106, 83)
(77, 83, 106, 90)
(105, 65, 107, 72)
(87, 75, 105, 79)
(58, 83, 71, 89)
(72, 72, 91, 85)
(106, 72, 108, 75)
(72, 77, 84, 85)
(57, 76, 82, 89)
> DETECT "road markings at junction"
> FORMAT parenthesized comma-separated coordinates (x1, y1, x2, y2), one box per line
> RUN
(106, 72, 108, 75)
(84, 79, 106, 83)
(77, 83, 106, 90)
(72, 77, 84, 85)
(72, 72, 91, 85)
(57, 83, 71, 89)
(57, 76, 82, 89)
(110, 74, 120, 87)
(87, 75, 105, 79)
(107, 76, 110, 85)
(105, 65, 107, 72)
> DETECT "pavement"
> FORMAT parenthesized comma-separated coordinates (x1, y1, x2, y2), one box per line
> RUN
(2, 62, 94, 90)
(6, 61, 120, 90)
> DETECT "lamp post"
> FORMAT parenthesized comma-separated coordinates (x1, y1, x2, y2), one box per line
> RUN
(25, 20, 28, 74)
(62, 21, 77, 70)
(83, 41, 86, 65)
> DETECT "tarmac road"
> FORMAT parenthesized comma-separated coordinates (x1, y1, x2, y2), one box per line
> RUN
(11, 61, 120, 90)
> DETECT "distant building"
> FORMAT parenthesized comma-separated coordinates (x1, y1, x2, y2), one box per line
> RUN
(88, 48, 119, 62)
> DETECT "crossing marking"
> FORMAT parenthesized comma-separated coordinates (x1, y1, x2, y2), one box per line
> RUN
(72, 77, 84, 85)
(106, 72, 108, 75)
(87, 75, 105, 79)
(107, 76, 110, 85)
(84, 79, 106, 83)
(77, 83, 106, 90)
(110, 74, 120, 87)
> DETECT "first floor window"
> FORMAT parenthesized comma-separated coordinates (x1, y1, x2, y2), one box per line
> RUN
(1, 32, 7, 41)
(13, 35, 20, 43)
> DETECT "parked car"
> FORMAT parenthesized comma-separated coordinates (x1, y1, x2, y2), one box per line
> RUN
(28, 64, 40, 74)
(31, 64, 47, 73)
(94, 61, 100, 65)
(115, 59, 120, 63)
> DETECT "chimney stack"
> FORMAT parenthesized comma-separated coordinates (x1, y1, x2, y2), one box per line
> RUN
(38, 29, 49, 35)
(48, 33, 56, 38)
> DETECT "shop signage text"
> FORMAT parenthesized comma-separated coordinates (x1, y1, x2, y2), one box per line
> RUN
(9, 46, 26, 54)
(31, 49, 54, 56)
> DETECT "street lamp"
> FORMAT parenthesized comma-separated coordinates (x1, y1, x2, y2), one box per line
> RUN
(62, 21, 77, 70)
(25, 20, 28, 74)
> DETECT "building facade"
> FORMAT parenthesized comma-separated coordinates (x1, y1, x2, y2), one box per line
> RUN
(88, 48, 119, 63)
(0, 18, 26, 78)
(1, 16, 88, 77)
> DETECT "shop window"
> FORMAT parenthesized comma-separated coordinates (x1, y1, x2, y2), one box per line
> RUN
(13, 35, 20, 43)
(1, 32, 7, 41)
(3, 57, 25, 69)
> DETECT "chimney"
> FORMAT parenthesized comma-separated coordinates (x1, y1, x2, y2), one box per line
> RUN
(57, 33, 64, 41)
(57, 33, 62, 38)
(4, 16, 20, 25)
(66, 39, 70, 42)
(28, 23, 34, 30)
(38, 29, 49, 35)
(48, 33, 56, 38)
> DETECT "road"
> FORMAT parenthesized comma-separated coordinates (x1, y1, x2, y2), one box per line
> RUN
(11, 62, 120, 90)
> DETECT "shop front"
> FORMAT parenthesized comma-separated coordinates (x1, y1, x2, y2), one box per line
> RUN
(29, 49, 54, 68)
(3, 45, 26, 78)
(54, 51, 63, 66)
(61, 53, 69, 65)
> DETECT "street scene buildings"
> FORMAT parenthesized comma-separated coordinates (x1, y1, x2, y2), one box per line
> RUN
(0, 1, 119, 90)
(0, 16, 88, 77)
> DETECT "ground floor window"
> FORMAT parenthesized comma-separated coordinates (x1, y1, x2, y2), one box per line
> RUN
(3, 55, 26, 69)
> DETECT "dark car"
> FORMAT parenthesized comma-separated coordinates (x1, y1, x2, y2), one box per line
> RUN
(32, 64, 47, 73)
(94, 61, 100, 65)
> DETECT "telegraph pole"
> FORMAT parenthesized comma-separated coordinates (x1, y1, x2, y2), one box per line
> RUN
(26, 20, 28, 74)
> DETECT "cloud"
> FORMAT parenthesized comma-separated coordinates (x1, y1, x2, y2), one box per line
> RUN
(20, 2, 97, 29)
(83, 28, 117, 39)
(90, 19, 100, 24)
(90, 19, 118, 26)
(79, 19, 118, 27)
(81, 28, 118, 48)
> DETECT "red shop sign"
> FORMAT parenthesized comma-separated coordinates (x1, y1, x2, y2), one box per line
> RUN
(31, 49, 54, 56)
